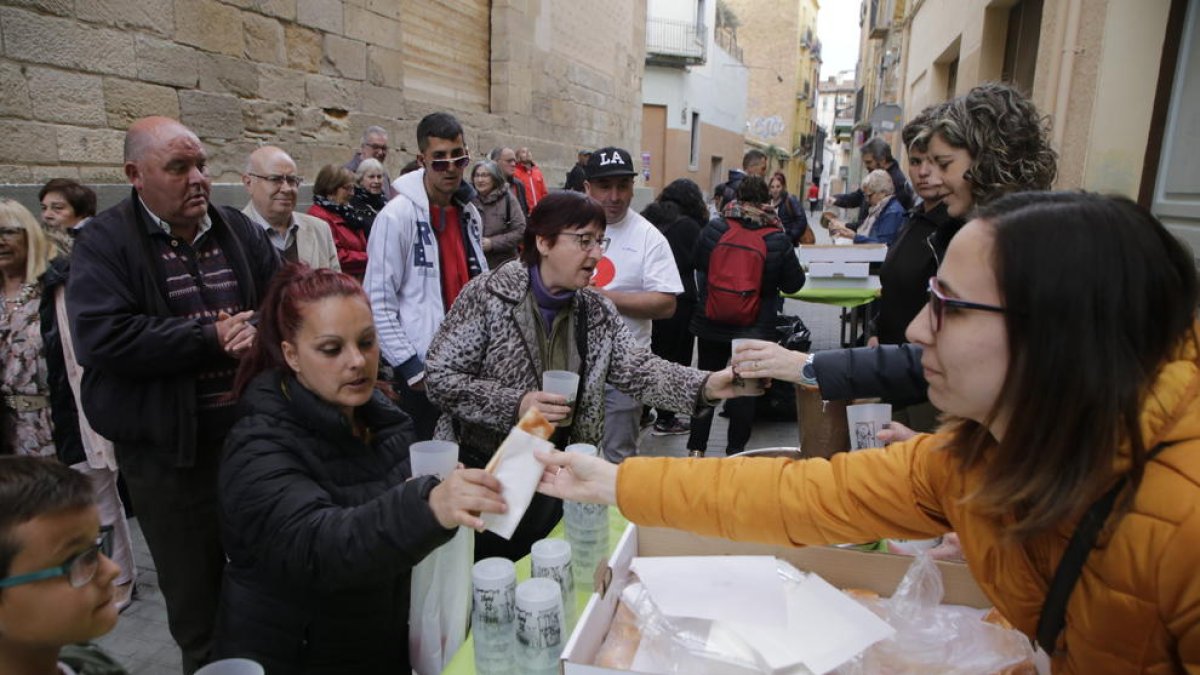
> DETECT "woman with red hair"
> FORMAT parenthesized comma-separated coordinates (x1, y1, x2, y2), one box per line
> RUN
(213, 264, 505, 674)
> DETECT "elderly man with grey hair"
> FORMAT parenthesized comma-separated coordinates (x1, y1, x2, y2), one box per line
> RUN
(829, 169, 906, 245)
(345, 125, 396, 198)
(242, 145, 340, 269)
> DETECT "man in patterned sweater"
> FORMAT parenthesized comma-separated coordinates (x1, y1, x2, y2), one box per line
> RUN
(67, 116, 279, 673)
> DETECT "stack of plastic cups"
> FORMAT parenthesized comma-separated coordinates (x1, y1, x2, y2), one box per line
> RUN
(531, 538, 575, 628)
(472, 557, 517, 675)
(562, 443, 610, 591)
(515, 577, 566, 675)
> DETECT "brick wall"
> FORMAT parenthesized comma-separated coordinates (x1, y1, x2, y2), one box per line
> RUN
(0, 0, 647, 206)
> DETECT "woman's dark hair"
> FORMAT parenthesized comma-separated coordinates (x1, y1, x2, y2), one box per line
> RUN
(519, 191, 606, 266)
(736, 175, 770, 205)
(0, 456, 93, 578)
(38, 178, 97, 218)
(640, 201, 681, 230)
(946, 191, 1198, 541)
(232, 264, 370, 397)
(769, 171, 788, 193)
(901, 102, 946, 154)
(313, 164, 354, 198)
(928, 82, 1058, 209)
(657, 178, 708, 225)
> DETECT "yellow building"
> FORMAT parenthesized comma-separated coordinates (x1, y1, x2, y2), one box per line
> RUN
(726, 0, 822, 191)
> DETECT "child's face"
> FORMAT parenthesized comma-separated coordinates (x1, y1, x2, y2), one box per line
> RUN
(0, 506, 120, 647)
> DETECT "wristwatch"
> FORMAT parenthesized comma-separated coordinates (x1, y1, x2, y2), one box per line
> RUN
(799, 353, 818, 387)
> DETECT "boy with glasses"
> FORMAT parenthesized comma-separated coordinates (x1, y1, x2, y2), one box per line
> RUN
(364, 112, 487, 440)
(0, 456, 127, 675)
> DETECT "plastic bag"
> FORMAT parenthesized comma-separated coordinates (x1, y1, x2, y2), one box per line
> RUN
(836, 554, 1036, 674)
(408, 527, 473, 675)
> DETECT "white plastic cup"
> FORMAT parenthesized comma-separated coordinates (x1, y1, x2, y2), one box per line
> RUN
(542, 370, 580, 427)
(515, 577, 565, 674)
(472, 557, 517, 624)
(730, 338, 765, 395)
(563, 443, 598, 457)
(409, 440, 459, 480)
(195, 659, 265, 675)
(531, 539, 575, 622)
(473, 557, 518, 675)
(846, 403, 893, 450)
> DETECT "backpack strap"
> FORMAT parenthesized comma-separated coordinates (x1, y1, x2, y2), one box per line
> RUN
(1035, 441, 1172, 653)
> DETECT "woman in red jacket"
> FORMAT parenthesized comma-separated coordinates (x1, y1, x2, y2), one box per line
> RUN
(308, 165, 369, 280)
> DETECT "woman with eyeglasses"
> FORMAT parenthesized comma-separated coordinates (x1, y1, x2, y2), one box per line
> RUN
(213, 265, 505, 673)
(685, 175, 805, 458)
(733, 82, 1058, 412)
(424, 192, 750, 560)
(539, 191, 1200, 673)
(309, 164, 370, 280)
(469, 158, 527, 269)
(349, 157, 388, 232)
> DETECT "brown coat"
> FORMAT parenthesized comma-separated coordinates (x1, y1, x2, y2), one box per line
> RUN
(617, 331, 1200, 674)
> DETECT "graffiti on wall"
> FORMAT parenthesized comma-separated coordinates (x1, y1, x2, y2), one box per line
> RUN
(747, 115, 785, 141)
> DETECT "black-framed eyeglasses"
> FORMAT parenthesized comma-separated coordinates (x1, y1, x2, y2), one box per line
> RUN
(0, 529, 112, 589)
(248, 173, 303, 188)
(560, 232, 611, 253)
(927, 276, 1006, 332)
(364, 142, 389, 152)
(428, 154, 471, 172)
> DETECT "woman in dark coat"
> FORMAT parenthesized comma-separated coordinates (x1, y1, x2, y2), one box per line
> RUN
(213, 264, 505, 674)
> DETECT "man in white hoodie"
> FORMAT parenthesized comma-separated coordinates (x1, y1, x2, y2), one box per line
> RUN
(365, 112, 487, 439)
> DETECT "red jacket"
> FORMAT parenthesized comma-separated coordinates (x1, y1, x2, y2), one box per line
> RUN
(513, 162, 548, 208)
(307, 203, 367, 279)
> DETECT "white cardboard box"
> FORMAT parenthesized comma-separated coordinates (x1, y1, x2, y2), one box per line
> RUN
(807, 262, 870, 279)
(797, 244, 887, 264)
(561, 525, 989, 675)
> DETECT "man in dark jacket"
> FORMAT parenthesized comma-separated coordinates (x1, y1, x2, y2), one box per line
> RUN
(563, 149, 591, 191)
(830, 137, 914, 226)
(715, 149, 769, 211)
(67, 116, 280, 673)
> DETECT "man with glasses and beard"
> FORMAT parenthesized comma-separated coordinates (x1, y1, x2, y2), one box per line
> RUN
(365, 112, 487, 440)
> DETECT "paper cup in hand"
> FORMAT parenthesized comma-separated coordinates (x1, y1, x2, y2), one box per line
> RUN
(846, 403, 892, 450)
(409, 440, 459, 480)
(542, 370, 580, 427)
(195, 659, 265, 675)
(730, 339, 765, 395)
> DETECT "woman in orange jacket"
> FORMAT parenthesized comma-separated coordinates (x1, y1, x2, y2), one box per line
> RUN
(538, 191, 1200, 674)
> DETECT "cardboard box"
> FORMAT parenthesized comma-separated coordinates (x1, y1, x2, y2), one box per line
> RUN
(797, 244, 887, 264)
(562, 524, 989, 674)
(808, 262, 870, 279)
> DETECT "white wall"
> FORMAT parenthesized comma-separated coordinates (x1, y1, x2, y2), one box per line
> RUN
(642, 0, 747, 135)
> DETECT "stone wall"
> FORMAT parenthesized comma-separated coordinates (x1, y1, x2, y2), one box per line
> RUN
(0, 0, 647, 207)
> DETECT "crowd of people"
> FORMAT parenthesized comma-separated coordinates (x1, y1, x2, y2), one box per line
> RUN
(0, 79, 1197, 675)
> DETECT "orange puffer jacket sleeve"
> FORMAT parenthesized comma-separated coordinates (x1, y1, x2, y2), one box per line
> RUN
(616, 435, 959, 548)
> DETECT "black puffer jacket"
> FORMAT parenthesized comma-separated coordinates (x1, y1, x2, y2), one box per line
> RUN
(39, 255, 85, 466)
(214, 370, 453, 674)
(874, 202, 965, 345)
(812, 343, 928, 407)
(690, 207, 806, 342)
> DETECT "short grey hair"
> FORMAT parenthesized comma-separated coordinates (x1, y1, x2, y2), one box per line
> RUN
(862, 169, 894, 196)
(361, 125, 388, 144)
(355, 157, 385, 182)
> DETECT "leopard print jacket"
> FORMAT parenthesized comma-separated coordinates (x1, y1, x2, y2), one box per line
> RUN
(425, 260, 710, 466)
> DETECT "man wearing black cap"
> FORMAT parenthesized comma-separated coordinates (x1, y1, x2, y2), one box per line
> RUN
(585, 146, 684, 462)
(563, 149, 591, 192)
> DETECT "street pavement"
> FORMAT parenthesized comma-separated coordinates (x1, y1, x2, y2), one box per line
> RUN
(96, 210, 848, 673)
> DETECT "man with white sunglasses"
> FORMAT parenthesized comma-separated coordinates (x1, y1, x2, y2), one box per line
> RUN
(366, 112, 487, 440)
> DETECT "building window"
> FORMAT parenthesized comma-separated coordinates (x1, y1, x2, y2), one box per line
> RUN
(689, 112, 701, 169)
(1002, 0, 1043, 95)
(946, 57, 959, 99)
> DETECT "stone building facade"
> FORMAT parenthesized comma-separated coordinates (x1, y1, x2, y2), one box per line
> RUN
(0, 0, 647, 204)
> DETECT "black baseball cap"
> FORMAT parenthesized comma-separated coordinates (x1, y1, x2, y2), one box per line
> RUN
(585, 146, 637, 180)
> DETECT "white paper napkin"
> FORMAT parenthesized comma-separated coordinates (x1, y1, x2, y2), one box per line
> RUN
(481, 428, 555, 539)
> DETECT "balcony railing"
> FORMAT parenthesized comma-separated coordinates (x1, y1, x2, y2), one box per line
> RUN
(646, 17, 707, 66)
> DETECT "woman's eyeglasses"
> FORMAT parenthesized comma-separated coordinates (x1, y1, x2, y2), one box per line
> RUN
(428, 155, 471, 172)
(0, 529, 112, 589)
(560, 232, 611, 253)
(926, 276, 1006, 332)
